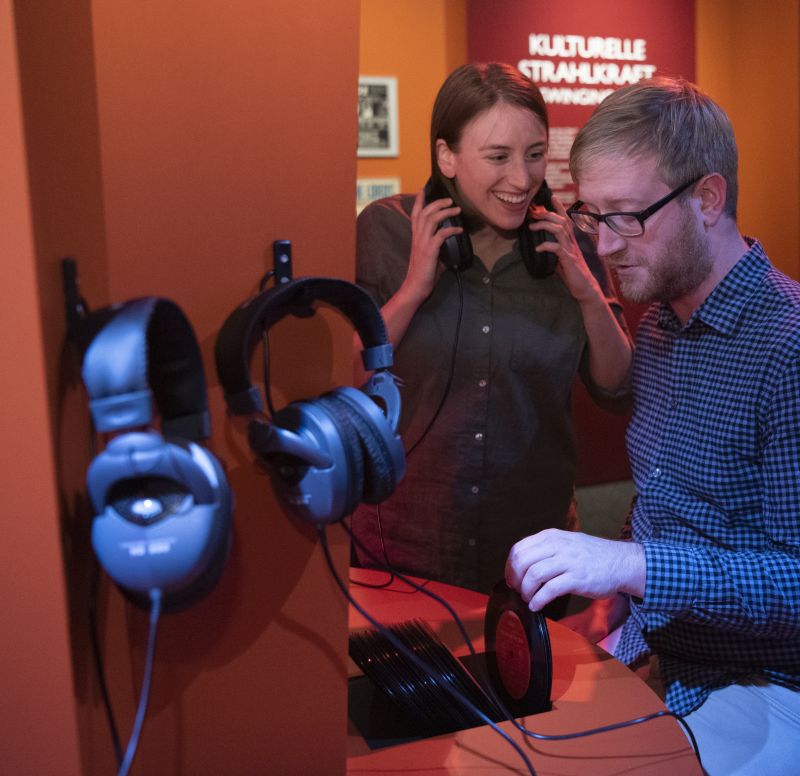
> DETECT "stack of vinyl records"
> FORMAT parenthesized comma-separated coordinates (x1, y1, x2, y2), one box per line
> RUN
(349, 619, 505, 737)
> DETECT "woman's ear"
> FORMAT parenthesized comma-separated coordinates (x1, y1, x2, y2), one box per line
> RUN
(697, 173, 727, 227)
(436, 138, 456, 178)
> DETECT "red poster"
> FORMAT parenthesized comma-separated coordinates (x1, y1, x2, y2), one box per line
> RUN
(467, 0, 695, 202)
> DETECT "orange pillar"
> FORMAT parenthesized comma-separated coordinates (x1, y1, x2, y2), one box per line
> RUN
(6, 1, 360, 773)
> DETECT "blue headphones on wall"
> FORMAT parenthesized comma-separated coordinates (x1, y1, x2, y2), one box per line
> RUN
(81, 297, 233, 611)
(214, 276, 405, 525)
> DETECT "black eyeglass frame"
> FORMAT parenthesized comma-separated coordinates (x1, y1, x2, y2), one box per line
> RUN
(566, 176, 703, 237)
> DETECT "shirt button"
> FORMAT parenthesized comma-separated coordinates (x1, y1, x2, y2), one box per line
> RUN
(478, 379, 487, 388)
(471, 485, 480, 494)
(482, 325, 490, 334)
(467, 538, 477, 547)
(482, 276, 490, 285)
(475, 432, 484, 441)
(651, 467, 662, 478)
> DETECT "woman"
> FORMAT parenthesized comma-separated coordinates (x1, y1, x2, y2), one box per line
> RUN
(351, 63, 631, 597)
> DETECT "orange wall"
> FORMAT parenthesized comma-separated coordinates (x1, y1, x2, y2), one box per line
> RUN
(358, 0, 467, 193)
(7, 1, 360, 774)
(696, 0, 800, 278)
(0, 0, 83, 772)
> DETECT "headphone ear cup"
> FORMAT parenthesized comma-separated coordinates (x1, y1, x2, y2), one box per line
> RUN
(329, 387, 401, 504)
(314, 395, 365, 516)
(425, 177, 473, 271)
(87, 431, 232, 612)
(248, 398, 362, 524)
(519, 210, 557, 278)
(438, 218, 474, 272)
(157, 444, 232, 612)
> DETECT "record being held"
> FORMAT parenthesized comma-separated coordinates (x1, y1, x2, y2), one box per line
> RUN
(484, 580, 552, 716)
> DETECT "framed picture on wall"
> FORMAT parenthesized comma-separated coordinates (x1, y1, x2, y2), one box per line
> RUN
(356, 177, 401, 214)
(358, 76, 398, 157)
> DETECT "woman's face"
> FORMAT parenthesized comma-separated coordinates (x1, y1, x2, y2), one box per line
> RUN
(437, 102, 548, 234)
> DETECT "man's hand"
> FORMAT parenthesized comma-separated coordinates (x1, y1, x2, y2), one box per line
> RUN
(505, 529, 645, 611)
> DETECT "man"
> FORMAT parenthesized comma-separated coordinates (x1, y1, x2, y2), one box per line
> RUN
(505, 77, 800, 774)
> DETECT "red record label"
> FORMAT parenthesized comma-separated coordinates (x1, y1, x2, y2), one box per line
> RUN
(495, 610, 531, 700)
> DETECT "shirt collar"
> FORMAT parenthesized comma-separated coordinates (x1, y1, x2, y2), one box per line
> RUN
(657, 238, 769, 335)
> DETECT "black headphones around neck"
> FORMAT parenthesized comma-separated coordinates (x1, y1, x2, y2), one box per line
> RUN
(214, 276, 405, 525)
(81, 297, 233, 612)
(424, 177, 558, 277)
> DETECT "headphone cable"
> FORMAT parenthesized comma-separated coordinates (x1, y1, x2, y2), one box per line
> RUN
(88, 560, 123, 766)
(117, 588, 163, 776)
(343, 521, 703, 766)
(363, 270, 464, 576)
(319, 524, 538, 776)
(85, 423, 124, 766)
(258, 270, 279, 417)
(405, 269, 463, 456)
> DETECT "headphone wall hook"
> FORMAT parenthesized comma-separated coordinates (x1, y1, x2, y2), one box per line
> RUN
(62, 257, 90, 344)
(272, 239, 292, 285)
(257, 239, 293, 292)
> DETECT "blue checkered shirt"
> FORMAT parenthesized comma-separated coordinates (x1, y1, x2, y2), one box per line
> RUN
(616, 239, 800, 715)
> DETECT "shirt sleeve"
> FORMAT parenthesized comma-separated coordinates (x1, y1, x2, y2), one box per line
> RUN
(639, 354, 800, 639)
(355, 197, 412, 307)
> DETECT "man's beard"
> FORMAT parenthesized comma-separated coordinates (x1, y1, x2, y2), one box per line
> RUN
(610, 214, 714, 305)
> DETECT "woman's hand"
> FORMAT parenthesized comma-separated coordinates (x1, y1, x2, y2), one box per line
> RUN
(528, 194, 601, 303)
(402, 188, 463, 303)
(528, 189, 633, 393)
(354, 189, 464, 386)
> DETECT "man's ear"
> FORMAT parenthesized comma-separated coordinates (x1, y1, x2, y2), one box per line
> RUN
(697, 173, 727, 227)
(436, 138, 456, 178)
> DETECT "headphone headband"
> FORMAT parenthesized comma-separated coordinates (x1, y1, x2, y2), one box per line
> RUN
(215, 276, 394, 415)
(81, 297, 210, 438)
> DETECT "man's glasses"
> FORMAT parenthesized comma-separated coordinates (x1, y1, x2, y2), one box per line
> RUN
(567, 177, 702, 237)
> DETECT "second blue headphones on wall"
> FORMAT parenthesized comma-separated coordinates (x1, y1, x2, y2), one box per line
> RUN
(214, 276, 405, 525)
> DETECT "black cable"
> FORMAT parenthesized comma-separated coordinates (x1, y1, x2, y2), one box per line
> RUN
(344, 521, 703, 767)
(319, 524, 538, 776)
(117, 588, 163, 776)
(365, 270, 464, 574)
(88, 561, 123, 766)
(86, 423, 124, 766)
(405, 269, 463, 456)
(258, 271, 278, 417)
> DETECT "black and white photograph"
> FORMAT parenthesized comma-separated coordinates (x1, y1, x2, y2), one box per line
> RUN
(357, 76, 398, 157)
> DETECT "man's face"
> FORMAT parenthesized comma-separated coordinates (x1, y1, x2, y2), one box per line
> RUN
(577, 155, 712, 305)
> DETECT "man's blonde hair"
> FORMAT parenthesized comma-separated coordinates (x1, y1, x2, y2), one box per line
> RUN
(570, 77, 739, 219)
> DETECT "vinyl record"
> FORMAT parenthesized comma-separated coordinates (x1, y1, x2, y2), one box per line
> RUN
(349, 619, 502, 737)
(484, 580, 552, 716)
